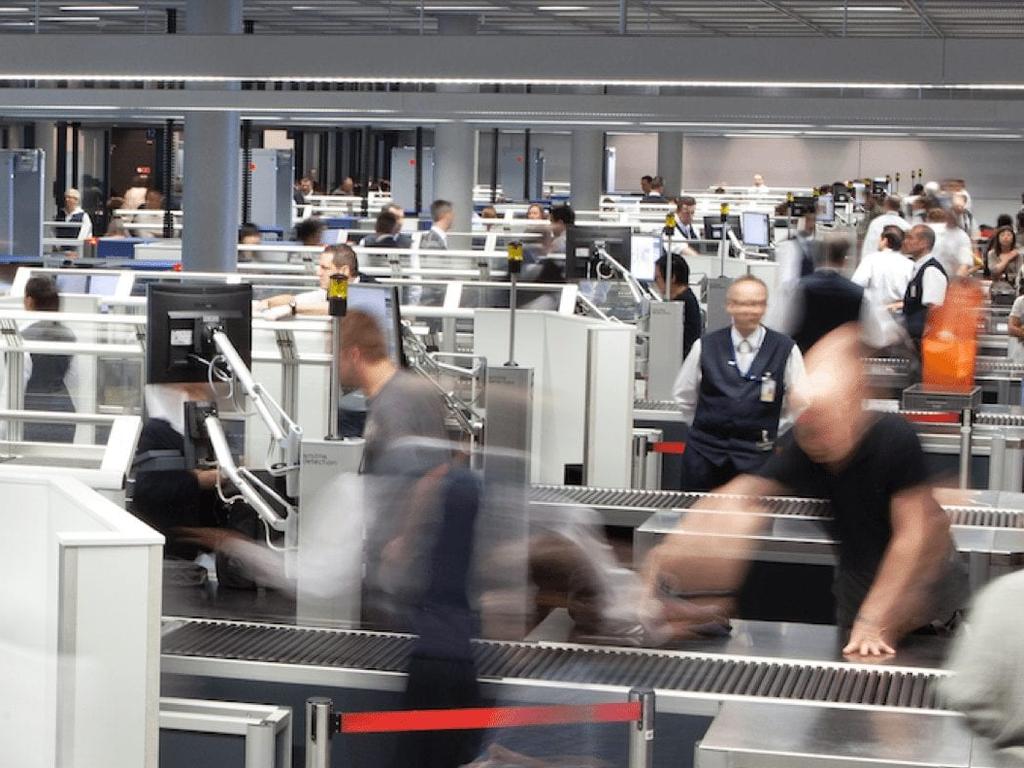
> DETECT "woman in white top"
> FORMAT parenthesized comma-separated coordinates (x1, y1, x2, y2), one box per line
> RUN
(987, 226, 1022, 291)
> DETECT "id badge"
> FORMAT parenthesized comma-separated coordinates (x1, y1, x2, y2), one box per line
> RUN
(909, 284, 918, 299)
(760, 374, 777, 403)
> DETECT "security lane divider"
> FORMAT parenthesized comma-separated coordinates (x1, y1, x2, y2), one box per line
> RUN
(304, 689, 655, 768)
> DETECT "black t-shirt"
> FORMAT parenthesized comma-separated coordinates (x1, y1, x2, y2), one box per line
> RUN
(756, 413, 939, 625)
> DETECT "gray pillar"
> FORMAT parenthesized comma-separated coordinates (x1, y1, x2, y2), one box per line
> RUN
(657, 132, 683, 199)
(34, 122, 57, 219)
(433, 121, 475, 240)
(182, 0, 242, 272)
(571, 129, 604, 210)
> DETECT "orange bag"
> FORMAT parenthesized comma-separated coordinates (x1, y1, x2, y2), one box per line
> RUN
(921, 278, 984, 392)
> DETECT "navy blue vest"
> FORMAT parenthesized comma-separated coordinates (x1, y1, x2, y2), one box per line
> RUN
(793, 270, 864, 353)
(689, 326, 794, 468)
(903, 257, 947, 343)
(56, 210, 84, 240)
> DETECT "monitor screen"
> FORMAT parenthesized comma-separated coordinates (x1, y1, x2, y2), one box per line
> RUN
(790, 196, 817, 216)
(740, 212, 771, 247)
(146, 283, 253, 385)
(702, 215, 742, 241)
(630, 234, 660, 281)
(817, 193, 836, 224)
(88, 274, 120, 296)
(55, 274, 88, 294)
(565, 225, 632, 280)
(347, 283, 404, 366)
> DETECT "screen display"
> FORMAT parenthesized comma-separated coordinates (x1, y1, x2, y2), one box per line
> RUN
(55, 274, 88, 294)
(741, 212, 771, 247)
(630, 234, 660, 281)
(88, 274, 120, 296)
(817, 193, 836, 224)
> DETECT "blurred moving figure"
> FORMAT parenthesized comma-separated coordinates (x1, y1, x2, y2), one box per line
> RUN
(21, 276, 77, 443)
(943, 571, 1024, 763)
(649, 327, 967, 657)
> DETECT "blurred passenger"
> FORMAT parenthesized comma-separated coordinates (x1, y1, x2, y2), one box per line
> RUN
(255, 244, 372, 318)
(122, 175, 148, 210)
(648, 327, 968, 657)
(787, 237, 871, 353)
(900, 223, 948, 348)
(333, 176, 356, 196)
(853, 227, 913, 308)
(951, 190, 975, 236)
(420, 199, 454, 250)
(103, 216, 128, 239)
(361, 210, 404, 249)
(20, 277, 76, 443)
(238, 223, 262, 245)
(548, 205, 575, 254)
(292, 176, 314, 206)
(750, 173, 767, 192)
(861, 196, 910, 259)
(642, 175, 667, 203)
(525, 203, 546, 220)
(132, 188, 166, 238)
(927, 207, 973, 278)
(131, 382, 222, 559)
(1006, 289, 1024, 369)
(943, 571, 1024, 763)
(654, 253, 702, 359)
(987, 225, 1022, 292)
(56, 188, 92, 241)
(293, 216, 326, 247)
(766, 211, 817, 334)
(671, 275, 805, 490)
(640, 175, 653, 196)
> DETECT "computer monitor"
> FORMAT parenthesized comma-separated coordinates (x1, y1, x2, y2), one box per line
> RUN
(146, 283, 252, 384)
(565, 225, 632, 280)
(55, 274, 88, 294)
(816, 193, 836, 224)
(789, 196, 817, 217)
(702, 215, 742, 241)
(630, 234, 660, 281)
(88, 274, 120, 296)
(347, 283, 404, 366)
(740, 212, 771, 247)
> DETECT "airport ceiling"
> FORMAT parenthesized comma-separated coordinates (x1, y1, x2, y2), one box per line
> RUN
(0, 1, 1021, 38)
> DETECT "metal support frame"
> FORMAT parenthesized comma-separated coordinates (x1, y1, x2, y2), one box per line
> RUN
(414, 126, 423, 217)
(522, 128, 531, 201)
(489, 127, 499, 205)
(628, 689, 655, 768)
(959, 407, 972, 490)
(241, 118, 253, 225)
(161, 119, 174, 239)
(304, 698, 333, 768)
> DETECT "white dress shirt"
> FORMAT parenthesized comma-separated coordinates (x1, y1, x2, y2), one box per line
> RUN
(428, 225, 448, 248)
(930, 223, 973, 277)
(63, 206, 92, 240)
(852, 248, 914, 306)
(671, 324, 806, 433)
(909, 253, 948, 308)
(861, 212, 911, 258)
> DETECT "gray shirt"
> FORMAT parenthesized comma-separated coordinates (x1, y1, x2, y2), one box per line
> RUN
(362, 368, 448, 476)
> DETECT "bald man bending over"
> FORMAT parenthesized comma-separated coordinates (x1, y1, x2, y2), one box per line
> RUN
(645, 326, 967, 657)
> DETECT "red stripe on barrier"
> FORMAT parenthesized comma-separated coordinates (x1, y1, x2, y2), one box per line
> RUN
(903, 412, 960, 424)
(338, 702, 642, 734)
(651, 442, 686, 455)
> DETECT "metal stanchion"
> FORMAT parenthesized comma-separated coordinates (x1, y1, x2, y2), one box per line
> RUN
(245, 719, 277, 768)
(506, 240, 523, 366)
(959, 407, 972, 489)
(989, 431, 1007, 492)
(326, 273, 348, 441)
(628, 688, 655, 768)
(305, 697, 334, 768)
(718, 202, 730, 277)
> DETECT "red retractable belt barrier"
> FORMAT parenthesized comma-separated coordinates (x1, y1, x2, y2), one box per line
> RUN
(338, 701, 642, 734)
(650, 441, 686, 455)
(902, 412, 960, 425)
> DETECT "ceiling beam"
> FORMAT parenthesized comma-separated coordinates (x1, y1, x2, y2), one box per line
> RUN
(757, 1, 834, 37)
(481, 0, 611, 34)
(638, 3, 731, 36)
(904, 0, 944, 38)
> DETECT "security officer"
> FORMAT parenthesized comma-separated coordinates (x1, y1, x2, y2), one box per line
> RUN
(901, 223, 948, 348)
(672, 275, 805, 491)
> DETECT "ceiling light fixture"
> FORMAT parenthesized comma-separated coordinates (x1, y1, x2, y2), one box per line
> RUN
(41, 15, 101, 21)
(538, 5, 589, 10)
(422, 5, 494, 10)
(0, 19, 32, 25)
(59, 4, 140, 10)
(0, 6, 29, 12)
(827, 5, 903, 10)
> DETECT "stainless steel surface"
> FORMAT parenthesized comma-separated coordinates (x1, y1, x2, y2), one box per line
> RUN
(634, 399, 685, 423)
(162, 618, 950, 717)
(327, 315, 342, 441)
(696, 701, 973, 768)
(628, 689, 655, 768)
(960, 407, 972, 490)
(304, 698, 332, 768)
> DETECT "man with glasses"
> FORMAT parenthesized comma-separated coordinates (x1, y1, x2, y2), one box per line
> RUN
(672, 275, 805, 491)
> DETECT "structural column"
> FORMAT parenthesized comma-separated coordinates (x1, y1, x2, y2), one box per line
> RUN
(181, 0, 242, 272)
(571, 129, 604, 210)
(34, 122, 58, 218)
(657, 132, 683, 199)
(433, 121, 475, 240)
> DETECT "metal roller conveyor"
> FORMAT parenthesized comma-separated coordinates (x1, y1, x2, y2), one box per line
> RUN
(634, 399, 685, 422)
(161, 617, 949, 717)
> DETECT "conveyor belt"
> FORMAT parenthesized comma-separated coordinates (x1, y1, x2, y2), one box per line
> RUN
(634, 399, 682, 412)
(532, 485, 833, 521)
(865, 357, 1024, 377)
(531, 484, 1024, 531)
(975, 412, 1024, 428)
(162, 618, 947, 713)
